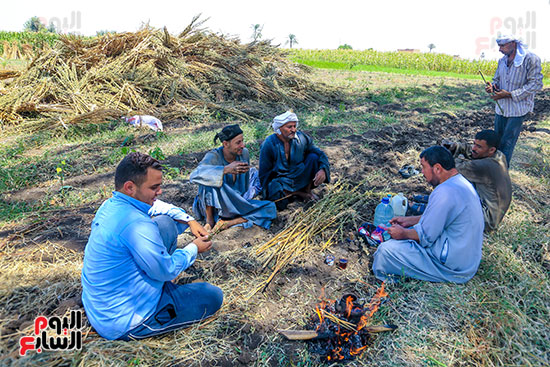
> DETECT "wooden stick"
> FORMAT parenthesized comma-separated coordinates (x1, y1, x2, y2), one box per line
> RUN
(273, 192, 295, 203)
(478, 70, 505, 115)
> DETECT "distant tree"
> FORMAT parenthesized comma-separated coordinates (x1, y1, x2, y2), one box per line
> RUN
(250, 24, 263, 42)
(338, 44, 353, 50)
(286, 34, 298, 48)
(428, 43, 436, 52)
(23, 16, 46, 32)
(47, 22, 58, 34)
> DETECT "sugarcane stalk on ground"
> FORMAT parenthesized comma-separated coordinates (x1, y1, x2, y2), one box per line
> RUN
(248, 180, 377, 298)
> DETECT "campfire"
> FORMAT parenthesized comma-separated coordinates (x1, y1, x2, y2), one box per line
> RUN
(280, 284, 396, 362)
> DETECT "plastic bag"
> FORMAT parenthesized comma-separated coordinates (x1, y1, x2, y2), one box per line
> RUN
(125, 115, 163, 132)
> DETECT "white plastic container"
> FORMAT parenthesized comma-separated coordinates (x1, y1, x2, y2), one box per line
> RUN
(391, 193, 408, 216)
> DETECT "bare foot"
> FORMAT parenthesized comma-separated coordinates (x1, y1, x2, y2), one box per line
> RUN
(211, 220, 227, 234)
(212, 217, 248, 234)
(294, 191, 319, 202)
(309, 192, 320, 201)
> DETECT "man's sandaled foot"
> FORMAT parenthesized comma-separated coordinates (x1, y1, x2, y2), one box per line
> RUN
(408, 203, 426, 216)
(294, 191, 319, 202)
(308, 192, 320, 201)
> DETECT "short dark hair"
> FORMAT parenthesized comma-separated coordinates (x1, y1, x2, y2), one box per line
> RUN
(475, 129, 500, 149)
(420, 146, 455, 170)
(115, 152, 162, 190)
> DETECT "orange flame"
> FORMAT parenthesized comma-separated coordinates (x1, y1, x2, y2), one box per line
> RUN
(357, 283, 388, 331)
(345, 295, 354, 318)
(350, 345, 367, 355)
(315, 307, 324, 331)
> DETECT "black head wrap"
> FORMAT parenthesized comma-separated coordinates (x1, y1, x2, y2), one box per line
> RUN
(214, 124, 243, 143)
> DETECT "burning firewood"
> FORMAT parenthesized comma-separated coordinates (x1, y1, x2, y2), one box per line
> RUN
(280, 284, 396, 362)
(279, 325, 397, 340)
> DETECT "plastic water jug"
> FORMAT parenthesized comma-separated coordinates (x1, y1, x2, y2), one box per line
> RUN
(391, 193, 408, 216)
(374, 196, 394, 227)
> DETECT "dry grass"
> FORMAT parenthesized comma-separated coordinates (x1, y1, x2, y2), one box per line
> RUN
(0, 17, 342, 134)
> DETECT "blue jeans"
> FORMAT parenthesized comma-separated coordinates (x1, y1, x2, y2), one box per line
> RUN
(494, 114, 526, 167)
(118, 215, 224, 340)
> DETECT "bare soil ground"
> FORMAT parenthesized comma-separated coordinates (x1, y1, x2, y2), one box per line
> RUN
(1, 72, 549, 366)
(4, 89, 549, 252)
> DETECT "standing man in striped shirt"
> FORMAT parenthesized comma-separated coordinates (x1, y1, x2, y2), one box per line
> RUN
(485, 35, 543, 167)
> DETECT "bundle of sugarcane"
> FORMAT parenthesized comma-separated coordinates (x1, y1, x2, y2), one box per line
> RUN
(249, 181, 374, 297)
(0, 16, 343, 132)
(0, 70, 20, 80)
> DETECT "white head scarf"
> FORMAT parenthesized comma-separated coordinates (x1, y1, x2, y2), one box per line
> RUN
(496, 35, 528, 67)
(272, 111, 299, 135)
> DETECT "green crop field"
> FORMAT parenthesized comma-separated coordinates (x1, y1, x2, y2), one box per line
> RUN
(289, 49, 550, 80)
(0, 31, 60, 52)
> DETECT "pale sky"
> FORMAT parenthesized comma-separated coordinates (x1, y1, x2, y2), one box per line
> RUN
(4, 0, 550, 61)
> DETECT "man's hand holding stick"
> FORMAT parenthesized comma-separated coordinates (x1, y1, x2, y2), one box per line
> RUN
(479, 70, 505, 115)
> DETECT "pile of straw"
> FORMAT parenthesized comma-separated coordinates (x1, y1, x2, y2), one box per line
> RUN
(0, 16, 341, 132)
(1, 41, 34, 60)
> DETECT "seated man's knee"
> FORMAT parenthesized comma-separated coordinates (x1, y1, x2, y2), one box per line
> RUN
(202, 283, 224, 315)
(304, 152, 319, 164)
(152, 215, 178, 253)
(152, 215, 177, 233)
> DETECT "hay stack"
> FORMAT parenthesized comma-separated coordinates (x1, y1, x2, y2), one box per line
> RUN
(0, 16, 341, 131)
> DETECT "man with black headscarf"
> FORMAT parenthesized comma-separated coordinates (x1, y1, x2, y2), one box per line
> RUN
(190, 124, 277, 232)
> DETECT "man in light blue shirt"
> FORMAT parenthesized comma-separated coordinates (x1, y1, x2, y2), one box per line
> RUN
(485, 35, 543, 166)
(82, 152, 223, 340)
(373, 146, 484, 284)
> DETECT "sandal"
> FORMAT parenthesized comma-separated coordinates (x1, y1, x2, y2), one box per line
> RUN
(398, 165, 419, 179)
(412, 194, 429, 204)
(408, 203, 426, 216)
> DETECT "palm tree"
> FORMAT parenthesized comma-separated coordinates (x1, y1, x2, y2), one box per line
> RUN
(286, 34, 298, 49)
(427, 43, 436, 53)
(250, 24, 263, 42)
